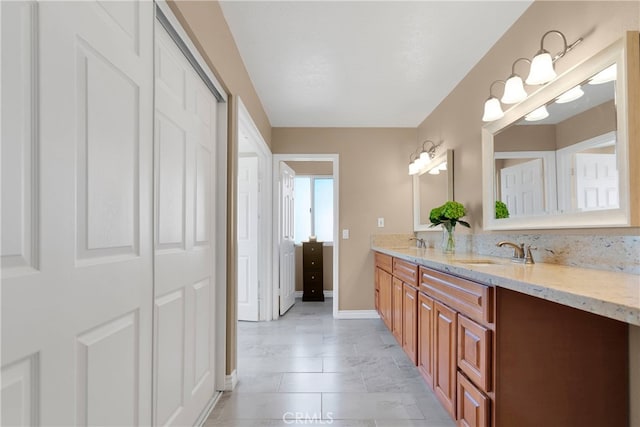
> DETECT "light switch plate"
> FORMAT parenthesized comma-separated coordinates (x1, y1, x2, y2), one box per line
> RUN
(342, 229, 350, 239)
(377, 217, 385, 227)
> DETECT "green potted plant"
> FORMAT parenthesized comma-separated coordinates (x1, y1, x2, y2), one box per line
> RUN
(429, 201, 470, 253)
(495, 200, 510, 219)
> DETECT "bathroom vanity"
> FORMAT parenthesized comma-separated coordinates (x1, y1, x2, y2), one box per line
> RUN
(373, 246, 637, 427)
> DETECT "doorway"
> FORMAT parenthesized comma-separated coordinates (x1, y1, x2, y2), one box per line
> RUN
(236, 99, 273, 321)
(272, 154, 340, 318)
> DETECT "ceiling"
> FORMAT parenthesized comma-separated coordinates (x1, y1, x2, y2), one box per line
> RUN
(220, 1, 533, 128)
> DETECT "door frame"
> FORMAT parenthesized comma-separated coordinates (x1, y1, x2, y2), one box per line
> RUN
(155, 0, 228, 402)
(272, 154, 340, 319)
(237, 98, 273, 321)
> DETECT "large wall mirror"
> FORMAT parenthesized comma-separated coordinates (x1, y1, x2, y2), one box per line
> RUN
(413, 150, 454, 231)
(482, 35, 637, 230)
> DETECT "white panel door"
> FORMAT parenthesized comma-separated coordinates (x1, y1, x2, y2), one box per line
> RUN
(1, 1, 154, 425)
(500, 158, 544, 217)
(575, 153, 619, 211)
(153, 20, 218, 426)
(238, 156, 260, 321)
(279, 162, 296, 315)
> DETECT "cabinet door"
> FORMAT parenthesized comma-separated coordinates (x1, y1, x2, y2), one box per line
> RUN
(392, 277, 404, 344)
(457, 372, 489, 427)
(402, 284, 418, 365)
(458, 314, 491, 393)
(434, 301, 457, 419)
(377, 268, 393, 330)
(418, 292, 434, 388)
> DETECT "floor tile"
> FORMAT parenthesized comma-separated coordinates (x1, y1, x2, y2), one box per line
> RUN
(238, 356, 323, 374)
(279, 372, 366, 392)
(215, 392, 321, 420)
(208, 299, 455, 427)
(322, 392, 424, 420)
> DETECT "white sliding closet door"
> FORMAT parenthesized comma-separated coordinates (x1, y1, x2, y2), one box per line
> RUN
(1, 1, 154, 425)
(153, 19, 218, 426)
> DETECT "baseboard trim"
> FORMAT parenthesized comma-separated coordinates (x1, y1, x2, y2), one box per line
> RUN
(224, 369, 238, 391)
(195, 391, 222, 426)
(295, 290, 333, 298)
(334, 309, 380, 319)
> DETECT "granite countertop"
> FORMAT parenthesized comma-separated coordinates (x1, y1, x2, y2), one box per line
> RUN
(372, 245, 640, 326)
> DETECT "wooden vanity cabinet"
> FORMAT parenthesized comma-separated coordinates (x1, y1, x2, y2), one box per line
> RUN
(417, 292, 434, 388)
(374, 252, 630, 427)
(392, 277, 403, 344)
(433, 300, 458, 419)
(457, 372, 489, 427)
(402, 283, 418, 364)
(418, 266, 494, 424)
(374, 253, 392, 330)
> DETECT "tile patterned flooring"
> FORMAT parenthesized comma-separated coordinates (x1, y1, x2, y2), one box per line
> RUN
(205, 298, 455, 427)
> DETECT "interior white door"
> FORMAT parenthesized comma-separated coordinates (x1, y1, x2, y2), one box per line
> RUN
(279, 162, 296, 314)
(153, 19, 219, 426)
(500, 158, 544, 217)
(238, 156, 260, 321)
(1, 1, 154, 425)
(575, 153, 619, 210)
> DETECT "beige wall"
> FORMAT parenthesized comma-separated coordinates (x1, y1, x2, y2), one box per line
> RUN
(167, 1, 272, 147)
(286, 161, 333, 175)
(417, 1, 639, 232)
(555, 100, 616, 149)
(272, 128, 418, 310)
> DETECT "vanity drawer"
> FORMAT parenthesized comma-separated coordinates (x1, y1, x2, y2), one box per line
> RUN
(393, 258, 418, 287)
(375, 252, 393, 273)
(458, 314, 491, 393)
(419, 267, 493, 325)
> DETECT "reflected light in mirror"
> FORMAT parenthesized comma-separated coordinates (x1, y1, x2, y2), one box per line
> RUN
(589, 64, 617, 84)
(524, 105, 549, 122)
(556, 85, 584, 103)
(525, 105, 549, 121)
(428, 168, 440, 175)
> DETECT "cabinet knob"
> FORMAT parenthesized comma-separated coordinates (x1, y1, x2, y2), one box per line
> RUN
(311, 275, 315, 279)
(311, 261, 315, 265)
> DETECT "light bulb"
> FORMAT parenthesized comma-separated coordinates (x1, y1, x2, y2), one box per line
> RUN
(501, 75, 528, 104)
(589, 64, 617, 85)
(428, 168, 440, 175)
(482, 97, 504, 122)
(526, 51, 556, 85)
(525, 105, 549, 122)
(556, 85, 584, 103)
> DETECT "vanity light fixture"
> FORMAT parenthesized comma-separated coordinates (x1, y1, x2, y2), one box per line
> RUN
(526, 30, 583, 86)
(482, 80, 505, 122)
(556, 85, 584, 103)
(501, 58, 531, 104)
(408, 140, 440, 176)
(589, 63, 617, 84)
(524, 105, 549, 121)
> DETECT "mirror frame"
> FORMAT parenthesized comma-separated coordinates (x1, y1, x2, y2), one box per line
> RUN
(413, 149, 454, 231)
(482, 36, 634, 230)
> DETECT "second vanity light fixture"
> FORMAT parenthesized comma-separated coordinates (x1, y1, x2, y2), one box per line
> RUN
(482, 29, 583, 122)
(408, 140, 441, 176)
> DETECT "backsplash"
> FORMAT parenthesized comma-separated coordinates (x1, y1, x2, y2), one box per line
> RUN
(374, 232, 640, 275)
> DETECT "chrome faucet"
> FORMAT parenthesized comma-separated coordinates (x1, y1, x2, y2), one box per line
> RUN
(410, 237, 426, 249)
(496, 241, 535, 264)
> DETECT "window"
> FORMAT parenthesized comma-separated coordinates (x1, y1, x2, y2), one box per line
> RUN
(294, 176, 333, 244)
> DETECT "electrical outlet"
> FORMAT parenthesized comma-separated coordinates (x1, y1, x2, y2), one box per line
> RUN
(342, 229, 350, 239)
(377, 217, 385, 227)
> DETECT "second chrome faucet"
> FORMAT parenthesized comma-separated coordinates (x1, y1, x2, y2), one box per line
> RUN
(496, 241, 535, 264)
